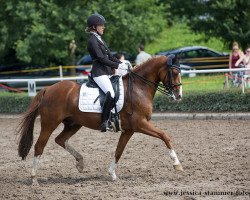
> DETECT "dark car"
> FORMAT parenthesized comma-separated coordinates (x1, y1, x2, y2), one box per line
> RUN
(75, 51, 136, 77)
(156, 46, 229, 69)
(0, 64, 81, 90)
(76, 51, 136, 66)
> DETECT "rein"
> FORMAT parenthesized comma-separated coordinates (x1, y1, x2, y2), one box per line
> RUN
(130, 71, 173, 96)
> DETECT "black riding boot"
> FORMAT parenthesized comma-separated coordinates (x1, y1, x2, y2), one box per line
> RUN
(101, 92, 114, 132)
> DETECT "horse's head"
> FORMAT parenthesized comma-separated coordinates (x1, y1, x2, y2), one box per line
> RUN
(159, 54, 182, 101)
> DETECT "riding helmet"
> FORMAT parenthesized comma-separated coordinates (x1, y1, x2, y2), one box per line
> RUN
(87, 14, 106, 27)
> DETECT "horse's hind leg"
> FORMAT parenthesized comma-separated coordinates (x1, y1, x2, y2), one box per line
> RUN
(32, 121, 60, 186)
(109, 131, 134, 181)
(55, 123, 83, 172)
(138, 119, 183, 172)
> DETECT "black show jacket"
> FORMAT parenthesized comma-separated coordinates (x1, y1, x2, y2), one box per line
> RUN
(87, 33, 121, 77)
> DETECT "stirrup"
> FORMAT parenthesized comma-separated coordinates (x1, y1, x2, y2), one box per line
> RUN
(100, 121, 113, 132)
(110, 113, 123, 132)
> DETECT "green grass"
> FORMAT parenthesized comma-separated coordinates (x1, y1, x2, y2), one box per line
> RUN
(146, 23, 229, 54)
(181, 74, 248, 93)
(0, 91, 28, 97)
(182, 74, 226, 92)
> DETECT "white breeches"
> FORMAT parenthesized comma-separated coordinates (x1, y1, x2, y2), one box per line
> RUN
(93, 75, 115, 98)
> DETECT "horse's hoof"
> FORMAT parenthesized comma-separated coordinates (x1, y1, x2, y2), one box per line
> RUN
(174, 164, 184, 171)
(110, 174, 118, 181)
(109, 170, 118, 181)
(31, 179, 40, 187)
(76, 161, 83, 173)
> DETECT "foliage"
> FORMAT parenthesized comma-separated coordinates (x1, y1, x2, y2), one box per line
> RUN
(0, 89, 249, 113)
(146, 23, 228, 54)
(0, 1, 87, 65)
(166, 0, 250, 50)
(0, 0, 166, 66)
(153, 91, 250, 112)
(90, 0, 166, 54)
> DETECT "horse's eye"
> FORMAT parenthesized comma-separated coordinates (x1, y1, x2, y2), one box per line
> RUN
(172, 68, 180, 75)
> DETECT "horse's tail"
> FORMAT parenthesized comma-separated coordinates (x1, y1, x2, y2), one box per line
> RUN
(18, 88, 46, 160)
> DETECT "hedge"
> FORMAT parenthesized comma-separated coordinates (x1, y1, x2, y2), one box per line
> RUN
(153, 91, 250, 112)
(0, 93, 31, 113)
(0, 91, 249, 113)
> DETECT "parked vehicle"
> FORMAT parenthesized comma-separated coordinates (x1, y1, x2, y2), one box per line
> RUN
(156, 46, 229, 69)
(76, 52, 191, 73)
(76, 51, 136, 66)
(76, 55, 93, 65)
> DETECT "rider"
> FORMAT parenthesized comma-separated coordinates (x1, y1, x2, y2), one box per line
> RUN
(86, 13, 123, 132)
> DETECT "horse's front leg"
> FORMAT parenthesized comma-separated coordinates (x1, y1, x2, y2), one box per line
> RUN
(109, 131, 134, 181)
(138, 119, 183, 171)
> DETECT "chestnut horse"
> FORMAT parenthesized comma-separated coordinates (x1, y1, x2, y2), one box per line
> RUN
(18, 55, 183, 185)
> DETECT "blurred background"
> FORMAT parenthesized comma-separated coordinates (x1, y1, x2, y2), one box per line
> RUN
(0, 0, 249, 96)
(1, 0, 249, 65)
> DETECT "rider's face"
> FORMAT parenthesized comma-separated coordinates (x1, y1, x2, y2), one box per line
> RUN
(96, 25, 105, 35)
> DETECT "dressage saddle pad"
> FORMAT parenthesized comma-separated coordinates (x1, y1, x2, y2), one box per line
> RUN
(78, 76, 124, 113)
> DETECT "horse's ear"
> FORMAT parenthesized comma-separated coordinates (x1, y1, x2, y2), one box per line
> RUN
(166, 54, 181, 71)
(166, 54, 175, 66)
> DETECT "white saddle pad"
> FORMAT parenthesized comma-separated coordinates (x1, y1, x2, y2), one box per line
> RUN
(78, 77, 124, 113)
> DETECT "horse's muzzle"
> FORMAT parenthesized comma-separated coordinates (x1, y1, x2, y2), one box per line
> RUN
(171, 85, 182, 102)
(175, 94, 182, 101)
(171, 94, 182, 102)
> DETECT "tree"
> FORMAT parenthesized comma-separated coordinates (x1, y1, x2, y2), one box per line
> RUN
(92, 0, 166, 54)
(167, 0, 250, 50)
(0, 0, 88, 65)
(0, 0, 167, 65)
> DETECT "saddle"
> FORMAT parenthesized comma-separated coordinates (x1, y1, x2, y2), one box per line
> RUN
(85, 75, 122, 132)
(86, 75, 120, 106)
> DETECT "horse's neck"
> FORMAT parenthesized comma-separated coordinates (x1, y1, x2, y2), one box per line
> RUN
(129, 59, 164, 99)
(134, 60, 162, 84)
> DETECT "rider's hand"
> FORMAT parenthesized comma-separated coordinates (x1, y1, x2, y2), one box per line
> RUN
(118, 62, 127, 69)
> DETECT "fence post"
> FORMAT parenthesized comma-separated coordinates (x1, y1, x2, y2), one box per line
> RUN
(225, 73, 229, 88)
(28, 80, 37, 97)
(59, 65, 63, 80)
(242, 76, 245, 94)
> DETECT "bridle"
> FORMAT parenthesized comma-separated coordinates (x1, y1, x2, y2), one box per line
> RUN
(128, 56, 182, 96)
(161, 64, 182, 95)
(125, 55, 182, 115)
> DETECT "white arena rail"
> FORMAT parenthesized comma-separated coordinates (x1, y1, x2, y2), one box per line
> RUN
(181, 67, 250, 74)
(0, 68, 249, 96)
(0, 76, 88, 96)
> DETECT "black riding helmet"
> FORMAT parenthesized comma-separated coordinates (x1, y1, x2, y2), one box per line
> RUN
(87, 14, 106, 27)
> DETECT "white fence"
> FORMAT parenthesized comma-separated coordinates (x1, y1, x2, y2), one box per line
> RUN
(0, 68, 249, 96)
(0, 76, 88, 96)
(181, 67, 250, 74)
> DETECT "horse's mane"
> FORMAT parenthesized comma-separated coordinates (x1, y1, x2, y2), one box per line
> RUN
(122, 56, 167, 79)
(132, 56, 167, 73)
(132, 57, 156, 72)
